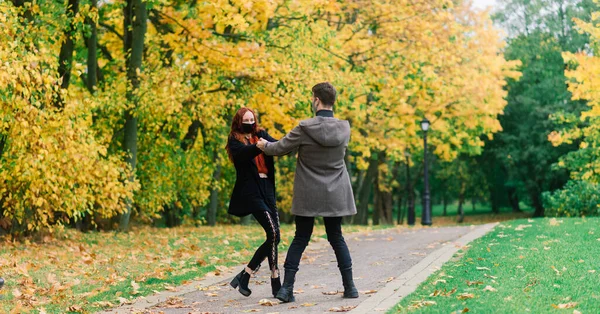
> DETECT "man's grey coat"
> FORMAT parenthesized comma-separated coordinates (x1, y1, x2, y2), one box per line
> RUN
(263, 115, 357, 217)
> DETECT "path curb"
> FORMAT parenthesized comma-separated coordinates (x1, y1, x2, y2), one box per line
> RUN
(349, 222, 499, 313)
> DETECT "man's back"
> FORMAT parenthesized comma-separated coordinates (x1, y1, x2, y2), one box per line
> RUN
(262, 115, 357, 217)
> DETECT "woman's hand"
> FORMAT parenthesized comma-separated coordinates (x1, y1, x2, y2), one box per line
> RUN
(257, 138, 268, 150)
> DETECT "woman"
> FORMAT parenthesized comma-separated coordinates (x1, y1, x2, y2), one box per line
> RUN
(226, 107, 281, 298)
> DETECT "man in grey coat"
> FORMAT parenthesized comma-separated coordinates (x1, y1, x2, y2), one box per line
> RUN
(257, 82, 358, 303)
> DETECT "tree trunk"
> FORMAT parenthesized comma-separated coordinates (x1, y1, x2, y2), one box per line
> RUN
(531, 191, 544, 217)
(508, 187, 521, 212)
(472, 197, 476, 212)
(119, 0, 147, 232)
(207, 152, 221, 226)
(373, 154, 393, 225)
(354, 153, 378, 225)
(406, 160, 415, 225)
(85, 0, 98, 94)
(55, 0, 80, 107)
(457, 192, 465, 223)
(379, 191, 393, 224)
(443, 194, 448, 216)
(373, 187, 380, 226)
(395, 192, 404, 225)
(490, 186, 500, 214)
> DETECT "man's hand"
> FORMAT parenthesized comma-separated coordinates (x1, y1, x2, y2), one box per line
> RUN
(257, 138, 268, 150)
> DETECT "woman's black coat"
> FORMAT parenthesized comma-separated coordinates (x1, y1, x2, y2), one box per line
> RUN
(227, 130, 277, 217)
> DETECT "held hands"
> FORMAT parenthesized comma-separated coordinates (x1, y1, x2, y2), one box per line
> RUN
(256, 138, 268, 150)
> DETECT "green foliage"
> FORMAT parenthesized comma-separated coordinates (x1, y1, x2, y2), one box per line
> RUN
(542, 180, 600, 217)
(486, 0, 597, 216)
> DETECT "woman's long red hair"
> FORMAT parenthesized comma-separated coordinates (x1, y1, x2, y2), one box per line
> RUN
(226, 107, 263, 162)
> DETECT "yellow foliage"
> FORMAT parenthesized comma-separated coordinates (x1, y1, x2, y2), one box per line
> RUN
(0, 0, 518, 230)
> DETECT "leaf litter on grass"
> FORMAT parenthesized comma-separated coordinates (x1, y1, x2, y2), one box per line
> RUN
(0, 224, 382, 313)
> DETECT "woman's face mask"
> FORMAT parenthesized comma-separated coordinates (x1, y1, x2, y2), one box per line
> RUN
(241, 111, 256, 134)
(242, 122, 255, 134)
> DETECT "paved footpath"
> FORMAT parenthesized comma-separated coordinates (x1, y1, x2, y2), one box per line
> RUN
(103, 223, 497, 314)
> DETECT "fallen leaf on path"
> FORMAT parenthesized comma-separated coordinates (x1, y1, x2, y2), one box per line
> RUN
(380, 277, 395, 283)
(311, 285, 325, 289)
(329, 305, 357, 312)
(165, 285, 178, 292)
(360, 289, 377, 294)
(410, 252, 426, 256)
(259, 299, 279, 306)
(243, 310, 261, 313)
(301, 302, 316, 307)
(118, 297, 132, 305)
(552, 302, 577, 309)
(322, 291, 341, 295)
(483, 285, 497, 292)
(205, 292, 218, 297)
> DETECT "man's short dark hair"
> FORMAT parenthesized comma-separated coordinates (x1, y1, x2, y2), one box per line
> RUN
(312, 82, 336, 107)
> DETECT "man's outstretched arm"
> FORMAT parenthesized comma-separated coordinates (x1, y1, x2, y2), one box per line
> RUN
(258, 125, 302, 156)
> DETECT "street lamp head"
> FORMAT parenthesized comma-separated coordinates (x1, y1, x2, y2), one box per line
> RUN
(420, 118, 430, 132)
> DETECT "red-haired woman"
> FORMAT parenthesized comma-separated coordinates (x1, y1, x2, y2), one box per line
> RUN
(226, 107, 281, 298)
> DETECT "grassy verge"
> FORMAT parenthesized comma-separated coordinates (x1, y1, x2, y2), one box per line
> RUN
(389, 217, 600, 313)
(0, 223, 389, 313)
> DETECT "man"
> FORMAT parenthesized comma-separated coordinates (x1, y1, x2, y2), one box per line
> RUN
(0, 277, 4, 289)
(257, 82, 358, 303)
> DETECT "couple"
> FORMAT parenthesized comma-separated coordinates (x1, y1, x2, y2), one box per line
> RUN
(225, 82, 358, 303)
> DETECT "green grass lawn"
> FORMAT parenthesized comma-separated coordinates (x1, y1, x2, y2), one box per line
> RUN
(389, 217, 600, 313)
(414, 202, 533, 218)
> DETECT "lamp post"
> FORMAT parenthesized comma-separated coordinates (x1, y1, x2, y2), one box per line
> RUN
(405, 150, 415, 225)
(420, 118, 432, 226)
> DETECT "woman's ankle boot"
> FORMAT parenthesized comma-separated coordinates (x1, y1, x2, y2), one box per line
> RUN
(230, 269, 252, 297)
(271, 276, 281, 298)
(340, 267, 358, 298)
(275, 269, 296, 303)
